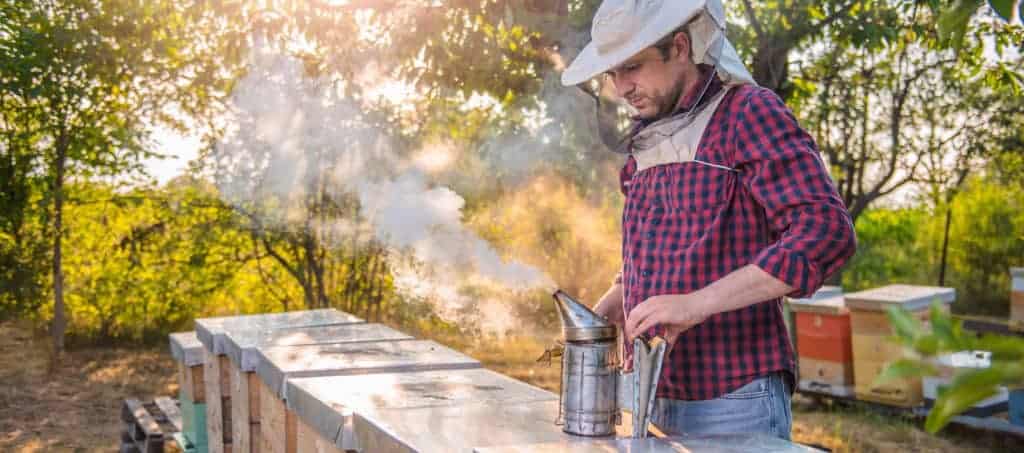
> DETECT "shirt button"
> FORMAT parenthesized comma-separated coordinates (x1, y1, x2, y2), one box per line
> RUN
(645, 231, 655, 239)
(642, 270, 652, 277)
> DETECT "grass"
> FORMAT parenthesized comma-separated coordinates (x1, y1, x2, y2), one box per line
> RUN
(0, 320, 1019, 452)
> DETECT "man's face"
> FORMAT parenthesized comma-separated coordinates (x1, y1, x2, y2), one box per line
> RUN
(604, 36, 690, 121)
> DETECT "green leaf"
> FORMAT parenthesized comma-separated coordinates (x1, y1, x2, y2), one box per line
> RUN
(988, 0, 1021, 21)
(875, 358, 934, 385)
(937, 0, 984, 49)
(930, 301, 957, 345)
(887, 306, 923, 343)
(925, 367, 1004, 433)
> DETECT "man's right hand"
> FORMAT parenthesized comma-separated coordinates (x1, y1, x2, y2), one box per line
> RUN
(592, 283, 625, 327)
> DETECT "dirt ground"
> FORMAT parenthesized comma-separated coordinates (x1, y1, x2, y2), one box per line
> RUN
(0, 321, 1021, 452)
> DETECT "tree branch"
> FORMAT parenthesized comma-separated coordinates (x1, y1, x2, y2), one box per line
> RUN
(741, 0, 765, 39)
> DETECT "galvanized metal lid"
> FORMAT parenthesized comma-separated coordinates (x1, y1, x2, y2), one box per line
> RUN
(552, 290, 616, 342)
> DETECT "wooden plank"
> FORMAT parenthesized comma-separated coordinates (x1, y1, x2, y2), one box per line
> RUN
(122, 399, 164, 440)
(949, 414, 1024, 438)
(249, 372, 261, 422)
(296, 413, 343, 453)
(154, 397, 183, 433)
(205, 350, 227, 453)
(258, 376, 287, 453)
(853, 357, 923, 408)
(231, 364, 261, 453)
(177, 354, 206, 404)
(798, 358, 853, 386)
(231, 363, 251, 453)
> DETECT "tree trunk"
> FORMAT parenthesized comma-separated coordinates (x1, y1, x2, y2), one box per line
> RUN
(52, 134, 67, 355)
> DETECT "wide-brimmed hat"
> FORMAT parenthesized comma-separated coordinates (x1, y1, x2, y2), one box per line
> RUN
(561, 0, 755, 87)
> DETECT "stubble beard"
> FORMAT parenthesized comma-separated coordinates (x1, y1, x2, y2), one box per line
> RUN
(652, 73, 691, 121)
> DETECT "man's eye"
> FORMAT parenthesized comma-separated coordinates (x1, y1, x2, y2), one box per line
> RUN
(625, 64, 640, 72)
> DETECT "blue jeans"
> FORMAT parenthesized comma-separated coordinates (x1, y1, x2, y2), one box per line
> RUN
(649, 372, 793, 440)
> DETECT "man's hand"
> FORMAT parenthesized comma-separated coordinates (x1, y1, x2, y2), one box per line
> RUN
(623, 264, 795, 346)
(624, 293, 710, 346)
(592, 284, 625, 327)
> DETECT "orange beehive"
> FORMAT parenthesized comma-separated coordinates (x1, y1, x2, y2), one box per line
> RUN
(845, 285, 955, 407)
(795, 307, 852, 363)
(790, 295, 854, 391)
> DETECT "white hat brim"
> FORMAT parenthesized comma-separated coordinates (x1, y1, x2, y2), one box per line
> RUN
(560, 3, 703, 86)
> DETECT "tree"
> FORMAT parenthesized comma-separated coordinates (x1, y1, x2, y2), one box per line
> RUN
(0, 0, 237, 353)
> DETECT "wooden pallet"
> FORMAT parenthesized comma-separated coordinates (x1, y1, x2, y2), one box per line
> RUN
(121, 397, 184, 453)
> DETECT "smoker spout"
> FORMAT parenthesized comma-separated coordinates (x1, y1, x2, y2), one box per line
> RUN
(552, 290, 616, 342)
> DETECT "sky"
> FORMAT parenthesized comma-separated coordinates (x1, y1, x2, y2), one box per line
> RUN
(145, 124, 202, 185)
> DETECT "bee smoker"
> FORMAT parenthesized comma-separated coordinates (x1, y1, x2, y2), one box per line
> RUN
(551, 290, 667, 438)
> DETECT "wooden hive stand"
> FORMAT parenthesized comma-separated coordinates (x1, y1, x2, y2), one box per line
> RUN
(121, 397, 184, 453)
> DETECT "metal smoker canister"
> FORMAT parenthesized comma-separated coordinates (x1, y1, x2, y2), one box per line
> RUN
(553, 290, 619, 436)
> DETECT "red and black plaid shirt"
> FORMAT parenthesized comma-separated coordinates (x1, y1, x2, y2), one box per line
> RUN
(619, 77, 856, 401)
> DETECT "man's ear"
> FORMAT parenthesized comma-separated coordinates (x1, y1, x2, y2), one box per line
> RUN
(672, 31, 692, 65)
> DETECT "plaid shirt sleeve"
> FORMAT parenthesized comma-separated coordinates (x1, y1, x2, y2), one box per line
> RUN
(732, 87, 857, 298)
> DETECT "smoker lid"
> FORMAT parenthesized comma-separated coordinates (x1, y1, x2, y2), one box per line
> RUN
(552, 290, 616, 341)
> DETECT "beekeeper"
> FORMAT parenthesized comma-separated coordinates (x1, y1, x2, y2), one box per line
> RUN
(562, 0, 857, 439)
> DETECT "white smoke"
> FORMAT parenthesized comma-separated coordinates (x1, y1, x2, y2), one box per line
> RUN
(214, 44, 553, 335)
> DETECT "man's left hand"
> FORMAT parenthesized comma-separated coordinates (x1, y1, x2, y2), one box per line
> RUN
(624, 292, 712, 346)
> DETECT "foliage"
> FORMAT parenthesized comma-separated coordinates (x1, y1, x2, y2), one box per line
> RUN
(880, 302, 1024, 433)
(939, 177, 1024, 316)
(844, 176, 1024, 315)
(843, 207, 933, 291)
(35, 181, 251, 342)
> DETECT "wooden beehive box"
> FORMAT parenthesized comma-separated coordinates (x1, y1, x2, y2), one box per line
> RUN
(221, 323, 412, 453)
(252, 339, 482, 453)
(1012, 268, 1024, 324)
(286, 369, 557, 453)
(194, 309, 363, 453)
(845, 284, 955, 407)
(789, 295, 853, 395)
(169, 331, 208, 452)
(784, 286, 842, 355)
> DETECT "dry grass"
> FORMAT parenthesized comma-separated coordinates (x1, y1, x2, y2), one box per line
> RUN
(0, 320, 177, 453)
(0, 322, 1019, 452)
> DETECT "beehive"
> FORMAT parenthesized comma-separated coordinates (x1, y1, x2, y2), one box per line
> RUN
(252, 340, 482, 453)
(169, 332, 208, 452)
(790, 295, 853, 396)
(194, 309, 363, 453)
(784, 286, 842, 355)
(221, 323, 413, 453)
(1012, 268, 1024, 324)
(286, 369, 557, 452)
(845, 284, 955, 407)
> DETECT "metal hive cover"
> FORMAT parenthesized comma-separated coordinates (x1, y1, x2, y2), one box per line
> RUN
(344, 400, 619, 452)
(222, 323, 414, 372)
(844, 284, 955, 312)
(194, 309, 363, 355)
(286, 368, 558, 447)
(254, 339, 482, 400)
(168, 331, 205, 367)
(787, 295, 847, 315)
(473, 434, 824, 452)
